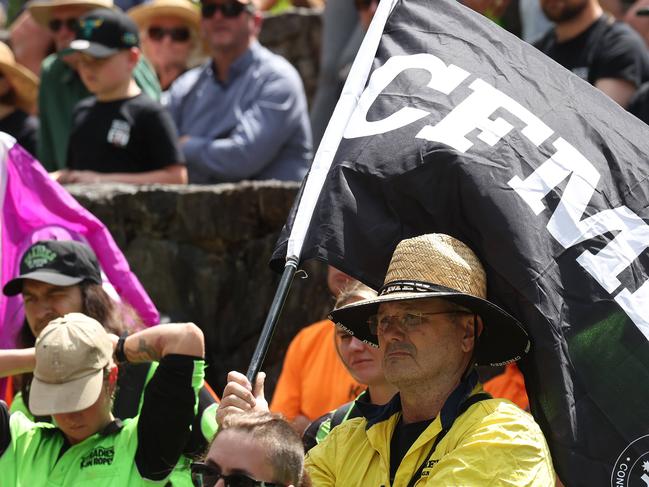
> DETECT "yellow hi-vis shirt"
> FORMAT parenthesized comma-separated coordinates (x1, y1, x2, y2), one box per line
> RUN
(306, 384, 554, 486)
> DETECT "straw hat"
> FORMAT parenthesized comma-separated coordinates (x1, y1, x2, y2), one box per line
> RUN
(27, 0, 114, 28)
(0, 43, 38, 113)
(329, 234, 531, 367)
(128, 0, 200, 30)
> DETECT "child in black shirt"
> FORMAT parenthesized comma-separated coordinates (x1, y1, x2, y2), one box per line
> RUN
(57, 8, 186, 184)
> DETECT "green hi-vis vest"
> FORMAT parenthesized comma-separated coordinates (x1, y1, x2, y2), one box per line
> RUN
(0, 360, 204, 486)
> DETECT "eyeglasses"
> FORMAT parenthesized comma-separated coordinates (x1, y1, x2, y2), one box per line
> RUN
(48, 17, 79, 33)
(201, 1, 252, 18)
(191, 462, 282, 487)
(367, 310, 471, 335)
(147, 26, 191, 42)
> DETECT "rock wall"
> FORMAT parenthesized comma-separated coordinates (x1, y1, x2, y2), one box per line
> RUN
(68, 183, 332, 396)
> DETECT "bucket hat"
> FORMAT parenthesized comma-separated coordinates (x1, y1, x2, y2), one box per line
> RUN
(0, 42, 38, 113)
(128, 0, 200, 31)
(27, 0, 114, 29)
(329, 233, 530, 366)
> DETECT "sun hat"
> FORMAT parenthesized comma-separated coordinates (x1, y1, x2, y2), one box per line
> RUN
(68, 8, 140, 58)
(329, 233, 531, 367)
(128, 0, 200, 31)
(29, 313, 114, 416)
(0, 42, 39, 113)
(26, 0, 114, 29)
(3, 240, 102, 296)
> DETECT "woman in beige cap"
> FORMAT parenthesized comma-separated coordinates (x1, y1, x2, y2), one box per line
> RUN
(0, 42, 39, 155)
(128, 0, 204, 91)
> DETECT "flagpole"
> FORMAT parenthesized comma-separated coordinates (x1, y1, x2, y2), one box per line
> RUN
(246, 256, 299, 383)
(246, 0, 397, 384)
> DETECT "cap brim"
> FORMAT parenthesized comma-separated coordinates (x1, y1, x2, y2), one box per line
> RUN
(69, 40, 119, 58)
(3, 271, 84, 296)
(29, 368, 104, 416)
(329, 287, 531, 367)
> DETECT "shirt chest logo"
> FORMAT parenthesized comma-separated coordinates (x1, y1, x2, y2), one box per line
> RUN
(107, 119, 131, 147)
(80, 446, 115, 469)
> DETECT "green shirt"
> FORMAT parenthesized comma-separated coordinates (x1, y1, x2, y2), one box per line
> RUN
(36, 53, 161, 171)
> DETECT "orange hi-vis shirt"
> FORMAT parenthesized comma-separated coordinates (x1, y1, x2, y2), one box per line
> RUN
(483, 363, 529, 411)
(270, 320, 364, 421)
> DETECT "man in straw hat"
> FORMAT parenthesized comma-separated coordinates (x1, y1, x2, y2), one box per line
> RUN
(128, 0, 205, 91)
(0, 42, 39, 155)
(0, 312, 206, 485)
(27, 0, 162, 172)
(219, 233, 555, 485)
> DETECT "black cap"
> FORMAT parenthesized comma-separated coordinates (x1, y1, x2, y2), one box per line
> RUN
(3, 240, 102, 296)
(68, 8, 139, 58)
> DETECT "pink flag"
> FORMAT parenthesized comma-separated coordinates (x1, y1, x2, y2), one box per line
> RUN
(0, 134, 159, 358)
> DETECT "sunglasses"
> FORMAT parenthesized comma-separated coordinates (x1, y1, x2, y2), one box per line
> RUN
(147, 26, 191, 42)
(190, 462, 281, 487)
(48, 17, 79, 33)
(201, 1, 252, 18)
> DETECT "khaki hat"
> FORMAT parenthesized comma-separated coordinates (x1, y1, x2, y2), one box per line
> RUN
(329, 234, 531, 367)
(30, 313, 114, 416)
(0, 43, 38, 113)
(128, 0, 200, 31)
(27, 0, 114, 28)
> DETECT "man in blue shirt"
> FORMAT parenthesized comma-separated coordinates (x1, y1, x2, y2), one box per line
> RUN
(166, 0, 312, 183)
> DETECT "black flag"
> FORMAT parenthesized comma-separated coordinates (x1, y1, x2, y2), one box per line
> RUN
(272, 0, 649, 484)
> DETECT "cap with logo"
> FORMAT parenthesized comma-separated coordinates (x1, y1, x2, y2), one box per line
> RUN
(29, 313, 114, 416)
(69, 8, 140, 58)
(2, 240, 102, 296)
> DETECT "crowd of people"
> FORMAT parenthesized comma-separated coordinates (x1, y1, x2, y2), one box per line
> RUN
(0, 0, 649, 485)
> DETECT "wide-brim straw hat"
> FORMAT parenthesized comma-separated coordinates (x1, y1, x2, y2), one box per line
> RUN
(329, 234, 531, 367)
(128, 0, 200, 30)
(27, 0, 114, 28)
(0, 43, 38, 113)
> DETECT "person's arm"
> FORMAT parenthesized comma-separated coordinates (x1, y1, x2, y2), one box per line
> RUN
(594, 78, 637, 108)
(0, 349, 35, 378)
(54, 164, 187, 184)
(181, 70, 309, 182)
(132, 323, 205, 481)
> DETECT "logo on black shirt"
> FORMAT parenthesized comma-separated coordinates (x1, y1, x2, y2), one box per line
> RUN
(80, 446, 114, 469)
(107, 119, 131, 147)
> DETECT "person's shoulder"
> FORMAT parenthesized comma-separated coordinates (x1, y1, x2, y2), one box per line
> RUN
(532, 28, 555, 50)
(40, 54, 67, 78)
(253, 44, 302, 84)
(462, 396, 545, 440)
(601, 18, 648, 51)
(169, 63, 209, 97)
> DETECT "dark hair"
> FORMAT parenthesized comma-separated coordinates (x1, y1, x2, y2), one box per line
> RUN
(16, 281, 145, 412)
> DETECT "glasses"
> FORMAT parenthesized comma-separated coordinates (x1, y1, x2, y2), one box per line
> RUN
(367, 310, 470, 335)
(48, 17, 79, 33)
(147, 26, 191, 42)
(201, 1, 252, 18)
(191, 462, 281, 487)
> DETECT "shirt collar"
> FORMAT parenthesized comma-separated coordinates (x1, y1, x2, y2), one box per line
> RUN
(210, 41, 261, 85)
(358, 370, 479, 430)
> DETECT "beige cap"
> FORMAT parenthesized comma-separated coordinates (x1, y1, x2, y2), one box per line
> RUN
(0, 42, 38, 113)
(27, 0, 115, 28)
(30, 313, 114, 416)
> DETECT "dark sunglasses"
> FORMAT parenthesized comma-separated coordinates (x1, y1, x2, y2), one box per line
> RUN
(201, 1, 252, 18)
(190, 462, 281, 487)
(48, 17, 79, 33)
(148, 26, 191, 42)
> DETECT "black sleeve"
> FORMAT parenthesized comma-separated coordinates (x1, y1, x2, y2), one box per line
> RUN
(135, 354, 201, 481)
(182, 385, 218, 457)
(140, 102, 185, 170)
(0, 401, 10, 456)
(591, 23, 649, 87)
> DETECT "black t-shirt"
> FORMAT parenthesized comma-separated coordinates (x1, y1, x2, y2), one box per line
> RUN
(534, 15, 649, 88)
(389, 416, 434, 483)
(67, 93, 184, 173)
(0, 110, 38, 156)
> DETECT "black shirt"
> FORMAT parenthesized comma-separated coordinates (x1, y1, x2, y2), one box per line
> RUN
(389, 416, 434, 483)
(0, 110, 38, 156)
(534, 15, 649, 88)
(67, 93, 184, 173)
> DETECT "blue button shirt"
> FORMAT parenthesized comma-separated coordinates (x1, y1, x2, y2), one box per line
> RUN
(166, 42, 313, 183)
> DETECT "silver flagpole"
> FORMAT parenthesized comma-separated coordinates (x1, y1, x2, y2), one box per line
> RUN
(246, 0, 399, 384)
